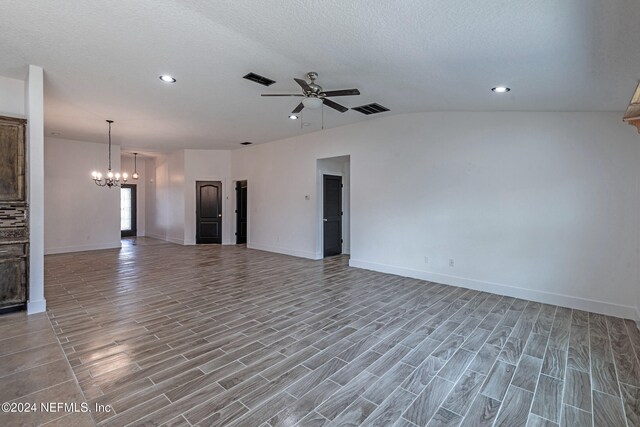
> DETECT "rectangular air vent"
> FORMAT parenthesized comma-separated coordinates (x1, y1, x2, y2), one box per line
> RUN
(240, 141, 253, 145)
(243, 72, 276, 86)
(351, 103, 390, 115)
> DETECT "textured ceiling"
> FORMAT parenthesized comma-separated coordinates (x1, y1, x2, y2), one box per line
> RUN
(1, 0, 639, 151)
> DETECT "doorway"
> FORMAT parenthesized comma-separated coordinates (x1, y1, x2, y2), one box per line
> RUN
(120, 184, 137, 237)
(236, 180, 247, 244)
(317, 156, 350, 259)
(196, 181, 222, 244)
(323, 174, 342, 257)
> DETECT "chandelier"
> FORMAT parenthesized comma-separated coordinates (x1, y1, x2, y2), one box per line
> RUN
(91, 120, 128, 188)
(132, 152, 139, 180)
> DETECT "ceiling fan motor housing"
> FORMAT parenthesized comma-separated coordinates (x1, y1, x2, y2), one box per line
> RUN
(306, 72, 322, 94)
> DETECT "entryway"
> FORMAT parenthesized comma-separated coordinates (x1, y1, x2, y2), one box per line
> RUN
(120, 184, 137, 237)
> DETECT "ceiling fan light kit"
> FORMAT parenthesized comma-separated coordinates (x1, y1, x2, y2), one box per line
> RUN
(302, 97, 323, 109)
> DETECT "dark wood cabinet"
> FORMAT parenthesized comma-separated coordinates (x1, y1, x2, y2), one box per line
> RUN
(0, 116, 28, 312)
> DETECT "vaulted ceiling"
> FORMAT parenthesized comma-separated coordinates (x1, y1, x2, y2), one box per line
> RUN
(1, 0, 639, 151)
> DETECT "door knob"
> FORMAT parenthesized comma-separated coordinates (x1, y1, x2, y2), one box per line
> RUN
(323, 218, 328, 222)
(218, 214, 222, 218)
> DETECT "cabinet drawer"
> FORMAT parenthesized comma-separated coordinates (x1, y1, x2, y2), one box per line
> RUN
(0, 243, 26, 258)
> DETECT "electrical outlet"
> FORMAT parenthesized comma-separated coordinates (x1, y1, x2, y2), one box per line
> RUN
(449, 259, 454, 267)
(424, 256, 429, 264)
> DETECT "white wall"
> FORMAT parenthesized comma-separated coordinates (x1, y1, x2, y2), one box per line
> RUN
(146, 150, 232, 245)
(146, 152, 185, 244)
(232, 112, 640, 320)
(183, 149, 232, 245)
(0, 75, 25, 118)
(44, 137, 121, 254)
(121, 155, 146, 236)
(168, 152, 185, 243)
(144, 158, 157, 239)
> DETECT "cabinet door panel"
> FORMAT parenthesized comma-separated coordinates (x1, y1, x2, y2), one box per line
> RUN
(0, 258, 26, 306)
(0, 117, 26, 201)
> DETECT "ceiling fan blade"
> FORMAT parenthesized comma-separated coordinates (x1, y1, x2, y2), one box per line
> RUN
(294, 78, 311, 92)
(261, 94, 304, 97)
(323, 98, 348, 113)
(291, 103, 304, 114)
(320, 89, 360, 97)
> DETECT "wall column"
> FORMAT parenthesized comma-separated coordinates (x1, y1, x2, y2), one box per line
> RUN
(26, 65, 45, 314)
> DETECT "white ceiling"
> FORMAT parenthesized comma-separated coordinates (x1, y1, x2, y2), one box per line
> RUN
(1, 0, 639, 151)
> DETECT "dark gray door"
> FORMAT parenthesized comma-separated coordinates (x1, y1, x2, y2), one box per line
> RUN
(323, 175, 342, 257)
(236, 181, 247, 244)
(196, 181, 222, 244)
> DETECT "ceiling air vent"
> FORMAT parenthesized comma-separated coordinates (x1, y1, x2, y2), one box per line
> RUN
(243, 72, 276, 86)
(351, 103, 390, 115)
(240, 141, 253, 145)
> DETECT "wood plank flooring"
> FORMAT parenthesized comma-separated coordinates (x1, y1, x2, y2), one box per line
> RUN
(2, 237, 640, 426)
(0, 311, 92, 426)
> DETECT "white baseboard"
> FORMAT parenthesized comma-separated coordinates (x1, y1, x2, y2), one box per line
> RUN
(146, 233, 184, 245)
(248, 242, 317, 260)
(166, 236, 184, 245)
(45, 242, 121, 255)
(145, 232, 165, 241)
(349, 259, 640, 321)
(27, 299, 46, 314)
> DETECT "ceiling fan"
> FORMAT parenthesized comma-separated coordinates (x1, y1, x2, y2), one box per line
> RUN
(261, 72, 360, 114)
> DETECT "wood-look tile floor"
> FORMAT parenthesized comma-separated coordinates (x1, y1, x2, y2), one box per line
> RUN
(10, 237, 640, 426)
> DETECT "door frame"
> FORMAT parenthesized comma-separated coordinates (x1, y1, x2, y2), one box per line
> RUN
(235, 180, 248, 244)
(121, 184, 137, 238)
(316, 160, 350, 259)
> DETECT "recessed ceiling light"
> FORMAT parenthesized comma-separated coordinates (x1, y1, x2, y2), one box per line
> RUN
(289, 115, 298, 120)
(492, 86, 510, 93)
(159, 75, 176, 83)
